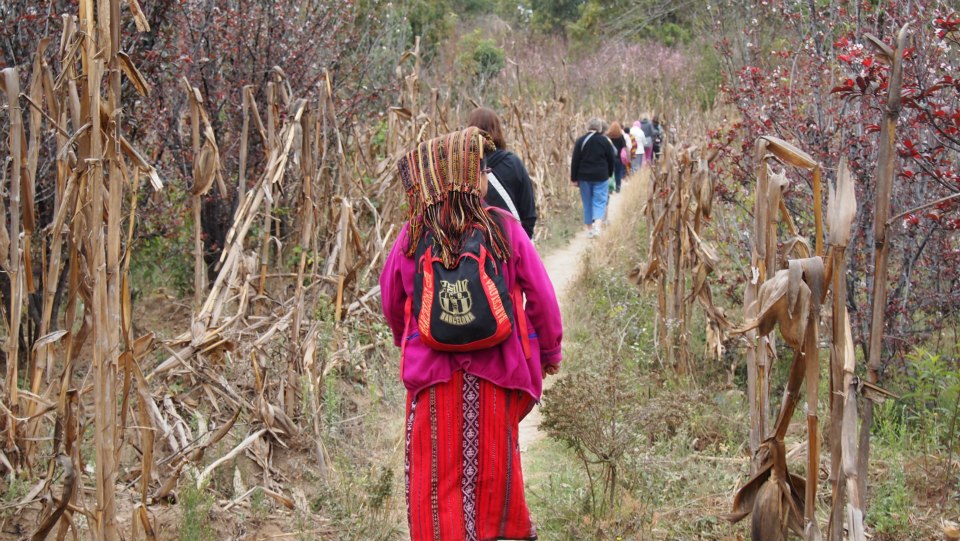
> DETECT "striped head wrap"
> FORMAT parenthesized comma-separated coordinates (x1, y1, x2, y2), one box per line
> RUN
(396, 127, 509, 267)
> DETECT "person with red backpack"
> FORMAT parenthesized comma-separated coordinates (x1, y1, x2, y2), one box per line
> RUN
(380, 127, 563, 541)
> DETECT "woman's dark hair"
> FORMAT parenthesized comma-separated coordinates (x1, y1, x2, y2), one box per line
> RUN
(467, 107, 506, 149)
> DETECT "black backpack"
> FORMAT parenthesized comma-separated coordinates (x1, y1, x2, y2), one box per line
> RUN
(413, 227, 515, 352)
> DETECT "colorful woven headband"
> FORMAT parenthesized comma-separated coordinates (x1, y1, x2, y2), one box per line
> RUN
(396, 127, 495, 215)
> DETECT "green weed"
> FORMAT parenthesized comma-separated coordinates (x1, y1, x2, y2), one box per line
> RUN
(1, 474, 31, 522)
(249, 487, 270, 523)
(178, 482, 214, 541)
(869, 461, 912, 537)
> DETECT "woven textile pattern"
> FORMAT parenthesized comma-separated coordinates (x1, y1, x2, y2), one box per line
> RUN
(404, 370, 537, 541)
(397, 127, 495, 212)
(396, 127, 508, 269)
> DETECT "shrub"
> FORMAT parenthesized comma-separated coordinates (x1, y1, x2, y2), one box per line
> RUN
(457, 30, 506, 89)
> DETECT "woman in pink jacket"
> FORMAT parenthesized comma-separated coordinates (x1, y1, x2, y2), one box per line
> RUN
(380, 127, 563, 540)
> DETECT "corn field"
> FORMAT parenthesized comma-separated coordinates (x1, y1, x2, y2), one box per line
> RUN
(0, 4, 615, 539)
(3, 0, 954, 539)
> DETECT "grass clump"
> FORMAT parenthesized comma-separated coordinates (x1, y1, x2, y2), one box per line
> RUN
(178, 482, 215, 541)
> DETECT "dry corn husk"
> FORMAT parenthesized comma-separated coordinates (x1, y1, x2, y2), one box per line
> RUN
(191, 136, 219, 196)
(828, 157, 856, 247)
(741, 257, 824, 341)
(695, 158, 714, 220)
(630, 209, 668, 285)
(705, 312, 726, 360)
(765, 167, 790, 223)
(734, 266, 811, 349)
(686, 226, 719, 300)
(726, 439, 805, 539)
(781, 236, 812, 264)
(118, 51, 151, 96)
(864, 33, 895, 61)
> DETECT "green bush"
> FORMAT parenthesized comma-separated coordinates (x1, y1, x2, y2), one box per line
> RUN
(457, 30, 506, 85)
(876, 348, 960, 453)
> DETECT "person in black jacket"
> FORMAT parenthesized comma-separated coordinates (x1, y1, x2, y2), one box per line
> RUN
(651, 115, 665, 162)
(571, 118, 616, 238)
(468, 107, 537, 238)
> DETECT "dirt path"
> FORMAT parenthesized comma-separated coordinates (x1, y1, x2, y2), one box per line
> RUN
(518, 174, 638, 453)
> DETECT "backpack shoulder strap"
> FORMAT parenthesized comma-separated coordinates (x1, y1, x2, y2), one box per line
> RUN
(580, 131, 595, 151)
(486, 172, 520, 221)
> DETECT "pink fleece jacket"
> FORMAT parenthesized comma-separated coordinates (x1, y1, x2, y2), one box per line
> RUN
(380, 215, 563, 400)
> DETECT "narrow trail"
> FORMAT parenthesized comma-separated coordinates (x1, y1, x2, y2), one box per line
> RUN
(518, 171, 641, 453)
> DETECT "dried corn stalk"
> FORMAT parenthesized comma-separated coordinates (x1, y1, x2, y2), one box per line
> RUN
(730, 257, 825, 541)
(2, 67, 25, 434)
(727, 130, 836, 541)
(632, 140, 728, 370)
(745, 136, 823, 468)
(0, 3, 161, 538)
(859, 25, 909, 514)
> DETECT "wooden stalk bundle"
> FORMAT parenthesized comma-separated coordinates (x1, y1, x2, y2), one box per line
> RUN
(631, 139, 727, 372)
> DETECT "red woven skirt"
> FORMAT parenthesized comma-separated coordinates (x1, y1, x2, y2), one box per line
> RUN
(405, 370, 537, 541)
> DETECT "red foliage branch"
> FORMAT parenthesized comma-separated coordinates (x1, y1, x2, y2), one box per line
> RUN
(709, 0, 959, 368)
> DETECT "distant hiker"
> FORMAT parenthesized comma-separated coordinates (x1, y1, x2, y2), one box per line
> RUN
(623, 127, 633, 174)
(571, 118, 616, 238)
(640, 116, 655, 165)
(629, 120, 646, 170)
(467, 106, 537, 238)
(652, 115, 665, 161)
(607, 121, 629, 193)
(381, 127, 563, 541)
